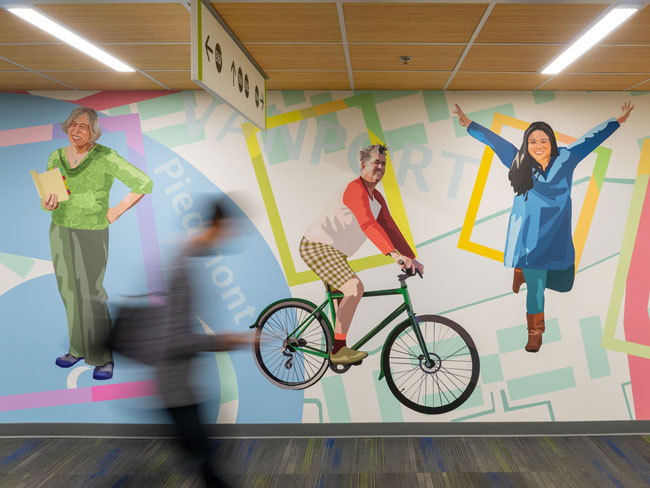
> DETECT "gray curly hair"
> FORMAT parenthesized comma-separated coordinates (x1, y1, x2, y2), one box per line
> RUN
(359, 143, 389, 164)
(62, 106, 102, 143)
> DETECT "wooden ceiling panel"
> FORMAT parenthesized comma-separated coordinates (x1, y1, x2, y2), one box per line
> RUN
(605, 6, 650, 44)
(213, 3, 341, 42)
(353, 71, 450, 90)
(349, 44, 464, 71)
(476, 4, 607, 43)
(37, 3, 190, 43)
(461, 44, 563, 72)
(0, 44, 109, 71)
(567, 46, 650, 74)
(0, 58, 21, 71)
(0, 9, 57, 43)
(41, 71, 163, 90)
(448, 72, 548, 90)
(101, 44, 191, 71)
(344, 3, 487, 43)
(631, 78, 650, 91)
(145, 71, 196, 90)
(0, 71, 70, 90)
(266, 71, 350, 90)
(244, 44, 347, 71)
(543, 74, 649, 91)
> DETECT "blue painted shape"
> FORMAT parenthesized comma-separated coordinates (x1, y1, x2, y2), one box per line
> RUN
(579, 315, 611, 379)
(0, 93, 79, 130)
(480, 354, 503, 384)
(533, 91, 556, 104)
(453, 103, 515, 138)
(282, 90, 306, 107)
(440, 150, 480, 198)
(497, 318, 561, 354)
(507, 367, 576, 401)
(422, 91, 449, 122)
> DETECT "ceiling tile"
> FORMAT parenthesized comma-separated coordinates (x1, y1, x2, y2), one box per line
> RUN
(476, 4, 607, 43)
(244, 44, 346, 71)
(101, 44, 191, 71)
(567, 46, 650, 74)
(353, 71, 450, 90)
(0, 44, 109, 71)
(543, 73, 649, 91)
(213, 3, 341, 42)
(0, 58, 22, 71)
(605, 5, 650, 44)
(345, 3, 487, 43)
(40, 71, 164, 90)
(144, 71, 196, 90)
(349, 44, 464, 71)
(448, 72, 548, 90)
(0, 9, 55, 43)
(0, 71, 70, 90)
(461, 44, 563, 72)
(266, 71, 349, 90)
(38, 3, 190, 43)
(630, 79, 650, 91)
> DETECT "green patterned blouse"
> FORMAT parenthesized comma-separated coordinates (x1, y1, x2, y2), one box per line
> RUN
(47, 144, 153, 230)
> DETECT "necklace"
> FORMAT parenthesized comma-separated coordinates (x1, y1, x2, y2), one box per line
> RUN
(69, 144, 92, 166)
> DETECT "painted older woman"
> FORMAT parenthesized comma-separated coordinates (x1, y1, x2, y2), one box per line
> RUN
(42, 107, 153, 380)
(453, 102, 634, 353)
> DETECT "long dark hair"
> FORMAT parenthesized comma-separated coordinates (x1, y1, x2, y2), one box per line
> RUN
(508, 121, 559, 196)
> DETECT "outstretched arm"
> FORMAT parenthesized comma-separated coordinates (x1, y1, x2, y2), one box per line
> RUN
(453, 104, 518, 169)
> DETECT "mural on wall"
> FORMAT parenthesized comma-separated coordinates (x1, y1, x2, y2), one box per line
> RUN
(0, 89, 649, 424)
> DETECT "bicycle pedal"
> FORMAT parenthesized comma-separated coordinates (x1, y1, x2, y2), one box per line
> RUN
(352, 360, 362, 366)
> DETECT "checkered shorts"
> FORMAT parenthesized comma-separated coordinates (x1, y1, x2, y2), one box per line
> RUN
(299, 237, 356, 290)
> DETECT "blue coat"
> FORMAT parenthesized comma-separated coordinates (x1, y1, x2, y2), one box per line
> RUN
(467, 118, 620, 270)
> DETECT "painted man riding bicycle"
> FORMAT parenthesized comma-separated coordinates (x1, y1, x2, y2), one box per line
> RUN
(299, 144, 425, 365)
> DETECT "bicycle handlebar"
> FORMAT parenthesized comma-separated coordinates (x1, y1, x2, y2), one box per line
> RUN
(397, 260, 423, 280)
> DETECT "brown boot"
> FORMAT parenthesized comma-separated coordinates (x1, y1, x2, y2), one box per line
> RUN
(513, 268, 525, 293)
(525, 312, 545, 352)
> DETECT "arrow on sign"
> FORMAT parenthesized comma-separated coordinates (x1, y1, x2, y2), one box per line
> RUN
(231, 61, 236, 85)
(205, 35, 213, 61)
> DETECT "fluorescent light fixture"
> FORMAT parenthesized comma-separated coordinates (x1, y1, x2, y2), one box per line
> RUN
(541, 7, 638, 75)
(7, 7, 135, 72)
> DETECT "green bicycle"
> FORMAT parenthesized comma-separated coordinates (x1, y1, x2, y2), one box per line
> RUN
(251, 270, 480, 414)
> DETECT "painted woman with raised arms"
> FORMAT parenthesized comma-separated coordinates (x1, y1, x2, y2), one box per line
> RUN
(453, 101, 634, 353)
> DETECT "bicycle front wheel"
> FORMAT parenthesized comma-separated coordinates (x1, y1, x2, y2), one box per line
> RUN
(253, 300, 332, 390)
(383, 314, 479, 415)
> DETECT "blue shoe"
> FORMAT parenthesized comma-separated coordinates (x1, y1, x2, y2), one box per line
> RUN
(55, 353, 83, 368)
(93, 362, 114, 380)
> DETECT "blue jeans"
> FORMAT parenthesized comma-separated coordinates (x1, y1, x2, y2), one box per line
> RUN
(522, 265, 575, 314)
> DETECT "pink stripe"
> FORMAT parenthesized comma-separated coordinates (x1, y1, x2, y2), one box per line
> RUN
(0, 124, 53, 148)
(91, 380, 157, 402)
(623, 178, 650, 420)
(67, 91, 179, 111)
(0, 387, 91, 412)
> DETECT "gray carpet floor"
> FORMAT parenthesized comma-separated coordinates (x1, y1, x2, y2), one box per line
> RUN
(0, 436, 649, 487)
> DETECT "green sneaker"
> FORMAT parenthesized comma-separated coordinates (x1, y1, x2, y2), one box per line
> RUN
(330, 346, 368, 365)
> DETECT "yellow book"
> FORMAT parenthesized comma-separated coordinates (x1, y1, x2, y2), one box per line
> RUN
(31, 168, 69, 202)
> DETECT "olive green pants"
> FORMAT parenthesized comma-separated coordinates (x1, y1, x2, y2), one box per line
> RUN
(49, 223, 113, 366)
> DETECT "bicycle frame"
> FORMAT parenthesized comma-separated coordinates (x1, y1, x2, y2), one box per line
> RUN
(282, 276, 433, 376)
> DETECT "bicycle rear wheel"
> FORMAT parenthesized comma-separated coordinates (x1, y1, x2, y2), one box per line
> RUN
(383, 314, 479, 415)
(253, 300, 331, 390)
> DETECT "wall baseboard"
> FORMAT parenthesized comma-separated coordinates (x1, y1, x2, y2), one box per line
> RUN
(1, 421, 649, 438)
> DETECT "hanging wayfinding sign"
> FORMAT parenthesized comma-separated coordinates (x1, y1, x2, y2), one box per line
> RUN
(191, 0, 267, 130)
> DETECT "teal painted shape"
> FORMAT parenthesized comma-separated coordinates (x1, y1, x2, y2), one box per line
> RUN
(310, 92, 345, 154)
(144, 123, 205, 147)
(108, 105, 132, 116)
(621, 382, 634, 420)
(452, 391, 495, 422)
(372, 369, 403, 421)
(496, 317, 561, 354)
(579, 315, 611, 380)
(631, 91, 650, 97)
(480, 354, 503, 384)
(215, 352, 238, 403)
(453, 103, 515, 138)
(457, 385, 484, 410)
(533, 91, 556, 104)
(282, 90, 306, 107)
(0, 252, 36, 279)
(138, 92, 189, 120)
(507, 367, 576, 401)
(500, 390, 555, 421)
(385, 123, 428, 151)
(354, 90, 419, 104)
(321, 375, 351, 422)
(422, 91, 449, 123)
(304, 398, 324, 423)
(637, 136, 649, 151)
(261, 105, 297, 165)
